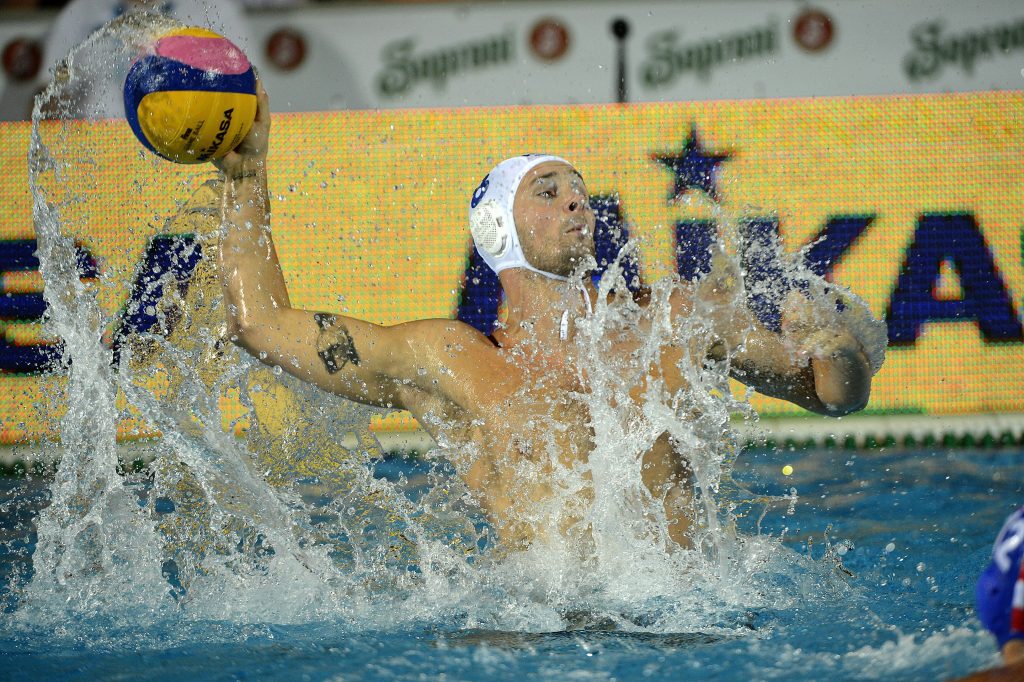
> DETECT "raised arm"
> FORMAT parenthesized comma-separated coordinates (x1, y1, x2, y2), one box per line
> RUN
(212, 83, 427, 409)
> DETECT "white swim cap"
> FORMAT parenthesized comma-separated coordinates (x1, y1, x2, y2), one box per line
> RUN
(469, 154, 572, 281)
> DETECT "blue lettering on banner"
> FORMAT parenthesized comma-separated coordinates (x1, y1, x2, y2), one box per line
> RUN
(456, 245, 502, 335)
(886, 213, 1024, 344)
(111, 235, 202, 365)
(0, 239, 98, 374)
(802, 215, 875, 279)
(740, 217, 789, 332)
(591, 194, 642, 291)
(675, 220, 715, 282)
(0, 235, 202, 374)
(736, 215, 875, 330)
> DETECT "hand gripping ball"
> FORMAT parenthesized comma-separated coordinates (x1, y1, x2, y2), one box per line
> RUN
(124, 27, 257, 164)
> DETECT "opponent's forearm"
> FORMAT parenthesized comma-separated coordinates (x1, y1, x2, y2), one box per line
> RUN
(219, 158, 292, 337)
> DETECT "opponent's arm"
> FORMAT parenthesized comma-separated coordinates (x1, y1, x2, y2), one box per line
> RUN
(212, 83, 427, 408)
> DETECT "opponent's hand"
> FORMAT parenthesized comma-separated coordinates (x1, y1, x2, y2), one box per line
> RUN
(214, 78, 270, 177)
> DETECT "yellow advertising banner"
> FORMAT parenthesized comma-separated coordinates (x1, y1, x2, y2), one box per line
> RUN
(2, 92, 1023, 443)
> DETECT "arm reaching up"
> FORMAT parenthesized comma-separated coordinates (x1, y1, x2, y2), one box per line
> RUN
(210, 82, 444, 410)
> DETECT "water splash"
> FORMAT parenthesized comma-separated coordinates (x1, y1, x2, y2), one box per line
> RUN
(6, 11, 889, 645)
(22, 22, 167, 621)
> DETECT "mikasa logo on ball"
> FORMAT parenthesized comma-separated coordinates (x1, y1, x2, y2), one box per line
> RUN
(197, 108, 235, 162)
(123, 26, 257, 164)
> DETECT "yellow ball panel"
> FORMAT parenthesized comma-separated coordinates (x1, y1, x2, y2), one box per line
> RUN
(163, 26, 224, 40)
(136, 90, 256, 164)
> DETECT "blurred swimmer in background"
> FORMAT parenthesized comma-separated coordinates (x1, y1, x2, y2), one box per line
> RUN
(959, 507, 1024, 680)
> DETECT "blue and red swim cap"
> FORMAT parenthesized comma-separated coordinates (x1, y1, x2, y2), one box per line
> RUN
(977, 507, 1024, 648)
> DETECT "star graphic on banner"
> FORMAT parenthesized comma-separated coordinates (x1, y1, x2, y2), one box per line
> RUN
(652, 125, 732, 203)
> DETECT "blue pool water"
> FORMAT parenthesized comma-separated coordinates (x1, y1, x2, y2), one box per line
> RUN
(12, 12, 1020, 680)
(1, 443, 1019, 681)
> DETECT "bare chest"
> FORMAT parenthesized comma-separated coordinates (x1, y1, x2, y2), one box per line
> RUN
(398, 331, 691, 548)
(417, 330, 678, 462)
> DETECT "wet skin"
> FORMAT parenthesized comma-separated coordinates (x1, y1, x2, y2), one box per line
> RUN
(215, 85, 873, 554)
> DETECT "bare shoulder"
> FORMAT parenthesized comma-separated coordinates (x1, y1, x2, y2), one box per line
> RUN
(390, 318, 499, 353)
(384, 317, 509, 413)
(385, 317, 504, 376)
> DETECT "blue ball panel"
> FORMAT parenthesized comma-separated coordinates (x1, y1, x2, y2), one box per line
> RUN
(123, 54, 256, 161)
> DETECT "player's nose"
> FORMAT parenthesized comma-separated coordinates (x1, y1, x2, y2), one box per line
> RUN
(565, 190, 590, 214)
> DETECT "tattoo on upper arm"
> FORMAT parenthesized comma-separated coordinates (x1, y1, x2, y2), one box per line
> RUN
(314, 313, 360, 374)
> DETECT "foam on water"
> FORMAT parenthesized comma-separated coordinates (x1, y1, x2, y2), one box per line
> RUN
(5, 11, 900, 659)
(751, 625, 1000, 680)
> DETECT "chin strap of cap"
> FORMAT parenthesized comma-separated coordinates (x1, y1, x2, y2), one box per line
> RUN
(559, 283, 594, 341)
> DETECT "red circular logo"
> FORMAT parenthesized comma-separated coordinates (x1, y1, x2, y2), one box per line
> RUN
(266, 28, 306, 71)
(529, 19, 570, 62)
(793, 9, 834, 52)
(2, 38, 42, 82)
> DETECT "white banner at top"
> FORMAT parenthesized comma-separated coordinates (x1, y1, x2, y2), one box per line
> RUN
(0, 0, 1022, 118)
(246, 0, 1024, 111)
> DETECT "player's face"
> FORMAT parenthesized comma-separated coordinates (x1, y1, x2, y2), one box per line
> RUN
(513, 161, 597, 277)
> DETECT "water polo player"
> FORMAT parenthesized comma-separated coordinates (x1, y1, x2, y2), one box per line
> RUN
(952, 508, 1024, 681)
(212, 82, 880, 552)
(977, 507, 1024, 666)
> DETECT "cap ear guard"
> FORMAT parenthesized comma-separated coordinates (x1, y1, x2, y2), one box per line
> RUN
(470, 199, 512, 258)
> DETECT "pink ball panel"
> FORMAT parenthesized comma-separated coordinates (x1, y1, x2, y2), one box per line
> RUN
(154, 35, 250, 75)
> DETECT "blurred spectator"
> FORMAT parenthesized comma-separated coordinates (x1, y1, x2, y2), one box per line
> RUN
(36, 0, 253, 118)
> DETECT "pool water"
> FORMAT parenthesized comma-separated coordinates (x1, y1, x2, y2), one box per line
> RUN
(7, 16, 1019, 679)
(1, 443, 1018, 681)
